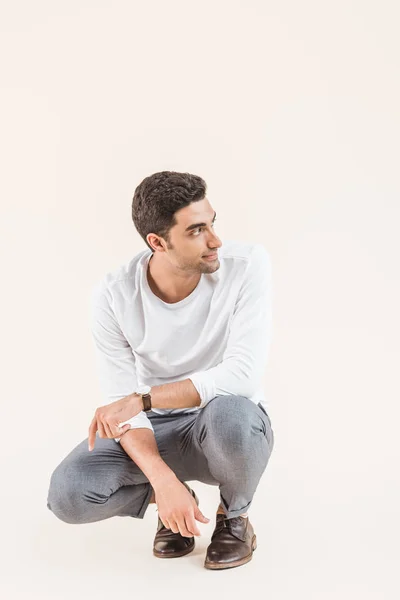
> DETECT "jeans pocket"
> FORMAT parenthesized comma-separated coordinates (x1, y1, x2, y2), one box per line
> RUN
(257, 403, 274, 449)
(258, 402, 271, 423)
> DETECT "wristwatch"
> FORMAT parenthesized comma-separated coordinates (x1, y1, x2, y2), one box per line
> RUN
(135, 384, 152, 412)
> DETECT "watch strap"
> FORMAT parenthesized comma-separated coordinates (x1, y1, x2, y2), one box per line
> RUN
(141, 392, 152, 412)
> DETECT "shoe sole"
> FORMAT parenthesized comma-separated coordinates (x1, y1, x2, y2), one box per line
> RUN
(203, 534, 257, 570)
(153, 484, 199, 559)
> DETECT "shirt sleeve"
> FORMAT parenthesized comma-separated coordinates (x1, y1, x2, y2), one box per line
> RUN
(90, 284, 155, 443)
(188, 244, 272, 407)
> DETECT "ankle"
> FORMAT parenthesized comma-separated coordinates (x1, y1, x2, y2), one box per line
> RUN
(217, 503, 248, 518)
(216, 502, 225, 515)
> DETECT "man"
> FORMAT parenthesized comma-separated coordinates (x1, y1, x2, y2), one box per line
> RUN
(47, 170, 275, 570)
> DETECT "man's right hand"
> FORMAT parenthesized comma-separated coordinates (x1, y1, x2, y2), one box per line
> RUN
(154, 477, 210, 537)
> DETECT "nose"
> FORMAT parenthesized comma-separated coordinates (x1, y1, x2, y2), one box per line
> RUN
(208, 233, 222, 250)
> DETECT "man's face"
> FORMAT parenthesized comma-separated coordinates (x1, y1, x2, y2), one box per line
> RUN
(158, 197, 223, 273)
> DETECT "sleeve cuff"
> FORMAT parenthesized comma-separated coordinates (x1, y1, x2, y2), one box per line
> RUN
(114, 411, 155, 443)
(188, 373, 216, 408)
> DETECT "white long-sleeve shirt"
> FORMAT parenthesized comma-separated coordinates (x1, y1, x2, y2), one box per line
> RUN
(89, 239, 272, 442)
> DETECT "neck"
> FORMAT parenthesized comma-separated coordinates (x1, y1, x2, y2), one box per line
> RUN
(147, 254, 201, 304)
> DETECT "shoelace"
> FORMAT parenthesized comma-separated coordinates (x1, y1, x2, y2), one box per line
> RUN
(211, 515, 245, 540)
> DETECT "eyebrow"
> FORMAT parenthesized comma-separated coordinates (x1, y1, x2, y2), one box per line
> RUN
(184, 211, 217, 232)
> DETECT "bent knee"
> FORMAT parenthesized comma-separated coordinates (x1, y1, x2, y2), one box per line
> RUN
(46, 464, 82, 524)
(205, 395, 254, 430)
(201, 395, 269, 449)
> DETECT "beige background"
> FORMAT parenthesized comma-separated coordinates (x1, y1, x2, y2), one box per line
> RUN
(1, 1, 399, 598)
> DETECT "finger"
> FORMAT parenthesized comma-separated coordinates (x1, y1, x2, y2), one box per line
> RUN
(172, 514, 192, 538)
(114, 424, 131, 440)
(101, 418, 114, 439)
(195, 508, 210, 524)
(120, 424, 132, 436)
(185, 513, 201, 537)
(162, 518, 172, 531)
(112, 421, 130, 438)
(178, 515, 196, 538)
(88, 417, 98, 451)
(168, 518, 179, 534)
(96, 417, 107, 438)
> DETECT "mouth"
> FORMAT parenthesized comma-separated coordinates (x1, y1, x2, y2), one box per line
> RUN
(203, 253, 218, 260)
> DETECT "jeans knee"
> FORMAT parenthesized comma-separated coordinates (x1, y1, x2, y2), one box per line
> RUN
(46, 465, 81, 524)
(201, 395, 272, 456)
(47, 500, 80, 524)
(202, 395, 256, 448)
(207, 395, 253, 428)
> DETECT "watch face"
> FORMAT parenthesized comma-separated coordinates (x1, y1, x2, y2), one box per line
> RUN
(137, 384, 151, 395)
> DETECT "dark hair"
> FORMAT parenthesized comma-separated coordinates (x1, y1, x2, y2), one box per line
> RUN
(132, 171, 207, 252)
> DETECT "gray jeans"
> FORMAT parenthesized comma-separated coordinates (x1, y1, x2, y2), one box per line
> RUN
(47, 395, 274, 523)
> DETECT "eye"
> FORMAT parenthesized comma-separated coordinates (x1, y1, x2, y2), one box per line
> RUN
(192, 220, 217, 235)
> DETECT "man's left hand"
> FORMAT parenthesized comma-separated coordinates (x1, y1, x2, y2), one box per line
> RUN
(88, 393, 142, 451)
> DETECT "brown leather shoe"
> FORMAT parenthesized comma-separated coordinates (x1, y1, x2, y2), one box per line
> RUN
(204, 513, 257, 570)
(153, 482, 199, 558)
